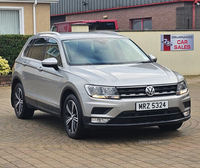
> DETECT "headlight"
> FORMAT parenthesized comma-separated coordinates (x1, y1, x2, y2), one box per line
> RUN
(177, 81, 188, 95)
(85, 85, 120, 99)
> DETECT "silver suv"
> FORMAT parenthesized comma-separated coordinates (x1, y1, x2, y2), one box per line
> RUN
(11, 32, 191, 139)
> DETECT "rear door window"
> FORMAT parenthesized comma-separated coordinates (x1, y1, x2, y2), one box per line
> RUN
(24, 38, 47, 61)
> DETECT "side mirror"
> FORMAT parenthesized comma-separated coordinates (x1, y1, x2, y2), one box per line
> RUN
(148, 54, 157, 62)
(42, 58, 59, 70)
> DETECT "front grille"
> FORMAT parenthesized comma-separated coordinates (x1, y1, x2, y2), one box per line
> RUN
(117, 85, 177, 98)
(109, 108, 184, 125)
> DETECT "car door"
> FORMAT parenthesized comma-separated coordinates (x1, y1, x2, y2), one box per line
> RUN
(21, 38, 46, 107)
(35, 38, 64, 115)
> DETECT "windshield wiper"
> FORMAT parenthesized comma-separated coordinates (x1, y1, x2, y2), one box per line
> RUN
(138, 61, 152, 63)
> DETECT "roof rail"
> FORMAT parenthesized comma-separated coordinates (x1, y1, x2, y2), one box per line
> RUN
(37, 31, 60, 36)
(92, 31, 120, 35)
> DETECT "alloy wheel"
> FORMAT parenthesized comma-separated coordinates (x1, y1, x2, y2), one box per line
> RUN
(14, 87, 23, 116)
(65, 100, 79, 134)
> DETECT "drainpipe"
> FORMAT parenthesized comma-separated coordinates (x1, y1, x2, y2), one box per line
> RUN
(33, 0, 37, 34)
(193, 0, 199, 29)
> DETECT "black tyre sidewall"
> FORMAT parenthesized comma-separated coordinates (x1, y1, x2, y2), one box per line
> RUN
(13, 83, 34, 119)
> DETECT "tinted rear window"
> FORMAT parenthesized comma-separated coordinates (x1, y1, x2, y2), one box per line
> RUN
(89, 22, 116, 31)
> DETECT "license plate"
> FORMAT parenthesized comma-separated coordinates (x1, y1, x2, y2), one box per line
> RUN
(136, 101, 168, 111)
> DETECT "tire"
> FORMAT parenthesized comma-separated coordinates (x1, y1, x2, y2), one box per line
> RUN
(158, 122, 183, 131)
(62, 94, 89, 139)
(13, 83, 34, 119)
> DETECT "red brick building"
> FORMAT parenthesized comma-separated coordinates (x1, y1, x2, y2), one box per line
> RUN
(51, 0, 200, 30)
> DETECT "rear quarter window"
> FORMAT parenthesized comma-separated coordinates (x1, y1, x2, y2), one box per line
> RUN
(24, 39, 34, 58)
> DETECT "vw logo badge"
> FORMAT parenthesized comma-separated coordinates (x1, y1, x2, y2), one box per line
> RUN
(145, 86, 155, 96)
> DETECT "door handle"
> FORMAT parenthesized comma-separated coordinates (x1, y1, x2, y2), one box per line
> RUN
(22, 62, 27, 66)
(37, 67, 43, 71)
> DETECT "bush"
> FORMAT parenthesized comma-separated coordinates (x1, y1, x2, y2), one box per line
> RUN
(0, 35, 32, 69)
(0, 56, 11, 75)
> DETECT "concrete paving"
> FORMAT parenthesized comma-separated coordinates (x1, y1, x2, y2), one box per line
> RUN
(0, 76, 200, 168)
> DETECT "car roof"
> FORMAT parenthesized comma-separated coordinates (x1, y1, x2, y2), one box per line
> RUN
(35, 31, 126, 40)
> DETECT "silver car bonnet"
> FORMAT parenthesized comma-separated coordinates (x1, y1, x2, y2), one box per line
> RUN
(70, 62, 179, 86)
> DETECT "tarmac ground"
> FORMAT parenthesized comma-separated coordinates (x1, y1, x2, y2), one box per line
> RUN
(0, 76, 200, 168)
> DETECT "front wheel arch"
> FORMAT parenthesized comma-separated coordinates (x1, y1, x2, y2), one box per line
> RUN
(62, 94, 89, 139)
(60, 87, 82, 123)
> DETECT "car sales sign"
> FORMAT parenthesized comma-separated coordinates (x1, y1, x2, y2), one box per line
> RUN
(161, 34, 194, 51)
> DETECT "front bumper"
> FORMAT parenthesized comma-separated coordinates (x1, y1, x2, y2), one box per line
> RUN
(83, 108, 191, 128)
(81, 93, 191, 129)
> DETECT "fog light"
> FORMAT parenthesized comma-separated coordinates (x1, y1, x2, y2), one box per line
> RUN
(183, 110, 190, 116)
(91, 118, 110, 123)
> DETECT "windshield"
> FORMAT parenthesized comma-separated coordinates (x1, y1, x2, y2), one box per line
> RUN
(62, 38, 150, 65)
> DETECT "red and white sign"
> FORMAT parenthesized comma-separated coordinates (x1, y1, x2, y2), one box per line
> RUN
(161, 34, 194, 51)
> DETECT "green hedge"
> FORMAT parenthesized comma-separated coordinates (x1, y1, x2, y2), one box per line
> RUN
(0, 35, 32, 69)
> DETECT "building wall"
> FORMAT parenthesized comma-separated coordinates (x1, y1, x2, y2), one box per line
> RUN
(0, 2, 50, 35)
(176, 3, 200, 29)
(176, 3, 193, 29)
(51, 15, 65, 27)
(64, 3, 185, 30)
(195, 5, 200, 29)
(35, 3, 51, 33)
(51, 0, 178, 16)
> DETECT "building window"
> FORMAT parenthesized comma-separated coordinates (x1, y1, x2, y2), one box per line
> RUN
(131, 18, 152, 30)
(0, 7, 24, 34)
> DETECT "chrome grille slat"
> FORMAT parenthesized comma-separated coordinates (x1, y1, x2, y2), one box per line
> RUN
(117, 85, 177, 98)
